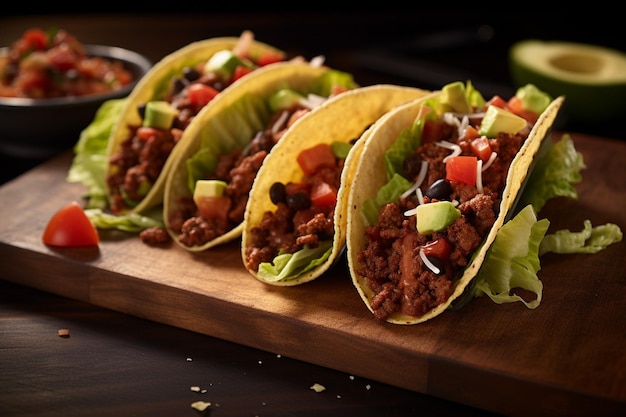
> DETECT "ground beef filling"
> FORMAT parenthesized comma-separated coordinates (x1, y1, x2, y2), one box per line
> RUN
(169, 105, 310, 248)
(357, 125, 527, 321)
(106, 66, 230, 214)
(244, 156, 344, 273)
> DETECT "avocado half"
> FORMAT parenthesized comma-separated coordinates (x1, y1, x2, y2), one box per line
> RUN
(509, 40, 626, 123)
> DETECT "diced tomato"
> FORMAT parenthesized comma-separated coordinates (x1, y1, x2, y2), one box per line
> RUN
(470, 136, 493, 162)
(297, 143, 336, 177)
(197, 195, 231, 222)
(232, 65, 253, 82)
(484, 95, 509, 110)
(507, 96, 539, 124)
(136, 126, 160, 140)
(23, 28, 48, 50)
(48, 47, 77, 72)
(446, 155, 478, 185)
(462, 125, 481, 141)
(421, 238, 452, 260)
(42, 202, 99, 247)
(421, 119, 447, 143)
(310, 182, 337, 208)
(256, 51, 285, 67)
(187, 83, 219, 107)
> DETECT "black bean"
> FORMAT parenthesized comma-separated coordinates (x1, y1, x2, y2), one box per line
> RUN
(287, 192, 311, 211)
(425, 178, 452, 201)
(269, 182, 286, 205)
(183, 67, 201, 82)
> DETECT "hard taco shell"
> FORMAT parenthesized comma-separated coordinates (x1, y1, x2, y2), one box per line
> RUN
(241, 84, 432, 286)
(163, 60, 356, 251)
(346, 93, 564, 324)
(106, 33, 285, 214)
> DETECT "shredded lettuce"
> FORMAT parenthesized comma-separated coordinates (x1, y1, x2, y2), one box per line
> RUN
(85, 207, 163, 233)
(518, 133, 585, 213)
(472, 134, 622, 309)
(66, 98, 127, 209)
(472, 205, 549, 308)
(257, 241, 333, 282)
(539, 220, 623, 255)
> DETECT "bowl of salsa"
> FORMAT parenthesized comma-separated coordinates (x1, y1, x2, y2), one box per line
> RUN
(0, 27, 152, 158)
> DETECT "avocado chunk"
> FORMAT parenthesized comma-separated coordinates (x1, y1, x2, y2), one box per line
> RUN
(415, 201, 461, 235)
(143, 101, 179, 130)
(193, 179, 227, 206)
(514, 84, 552, 115)
(509, 40, 626, 122)
(440, 81, 471, 114)
(478, 105, 527, 138)
(204, 50, 251, 79)
(268, 88, 305, 112)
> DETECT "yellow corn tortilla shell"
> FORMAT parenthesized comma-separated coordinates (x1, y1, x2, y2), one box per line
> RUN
(164, 60, 352, 251)
(241, 84, 431, 286)
(106, 33, 285, 214)
(346, 93, 564, 324)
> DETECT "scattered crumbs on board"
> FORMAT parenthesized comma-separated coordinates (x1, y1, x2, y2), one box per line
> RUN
(191, 401, 211, 411)
(310, 383, 326, 393)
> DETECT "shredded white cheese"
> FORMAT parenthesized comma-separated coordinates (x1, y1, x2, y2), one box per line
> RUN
(400, 160, 428, 199)
(271, 110, 289, 134)
(476, 159, 484, 194)
(437, 140, 462, 162)
(419, 248, 440, 275)
(482, 151, 497, 171)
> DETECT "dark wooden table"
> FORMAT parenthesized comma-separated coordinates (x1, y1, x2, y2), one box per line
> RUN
(1, 12, 624, 417)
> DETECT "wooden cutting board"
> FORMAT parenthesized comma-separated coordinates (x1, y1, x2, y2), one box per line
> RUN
(1, 132, 624, 417)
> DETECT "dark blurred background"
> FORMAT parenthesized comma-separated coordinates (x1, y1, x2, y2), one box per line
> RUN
(1, 10, 624, 183)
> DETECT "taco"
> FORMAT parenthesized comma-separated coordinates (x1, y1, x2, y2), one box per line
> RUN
(241, 85, 431, 286)
(346, 81, 564, 324)
(163, 59, 358, 251)
(104, 30, 286, 215)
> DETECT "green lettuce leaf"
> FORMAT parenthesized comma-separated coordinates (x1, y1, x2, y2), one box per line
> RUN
(85, 206, 163, 233)
(472, 204, 549, 308)
(518, 133, 585, 213)
(257, 241, 333, 282)
(66, 98, 127, 209)
(539, 220, 623, 255)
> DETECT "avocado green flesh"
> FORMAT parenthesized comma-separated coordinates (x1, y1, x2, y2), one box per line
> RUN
(510, 40, 626, 122)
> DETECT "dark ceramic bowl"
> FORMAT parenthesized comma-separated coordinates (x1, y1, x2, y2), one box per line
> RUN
(0, 44, 152, 159)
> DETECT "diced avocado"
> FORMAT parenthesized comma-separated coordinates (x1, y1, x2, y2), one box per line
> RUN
(440, 81, 471, 114)
(204, 50, 251, 79)
(142, 101, 179, 130)
(193, 179, 227, 206)
(478, 105, 527, 138)
(416, 201, 461, 235)
(514, 84, 552, 115)
(268, 88, 305, 112)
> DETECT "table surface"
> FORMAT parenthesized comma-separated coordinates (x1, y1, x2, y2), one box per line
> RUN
(1, 12, 624, 417)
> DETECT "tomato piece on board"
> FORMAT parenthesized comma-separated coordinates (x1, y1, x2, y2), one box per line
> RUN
(42, 202, 99, 247)
(446, 155, 478, 186)
(310, 182, 337, 208)
(297, 143, 336, 177)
